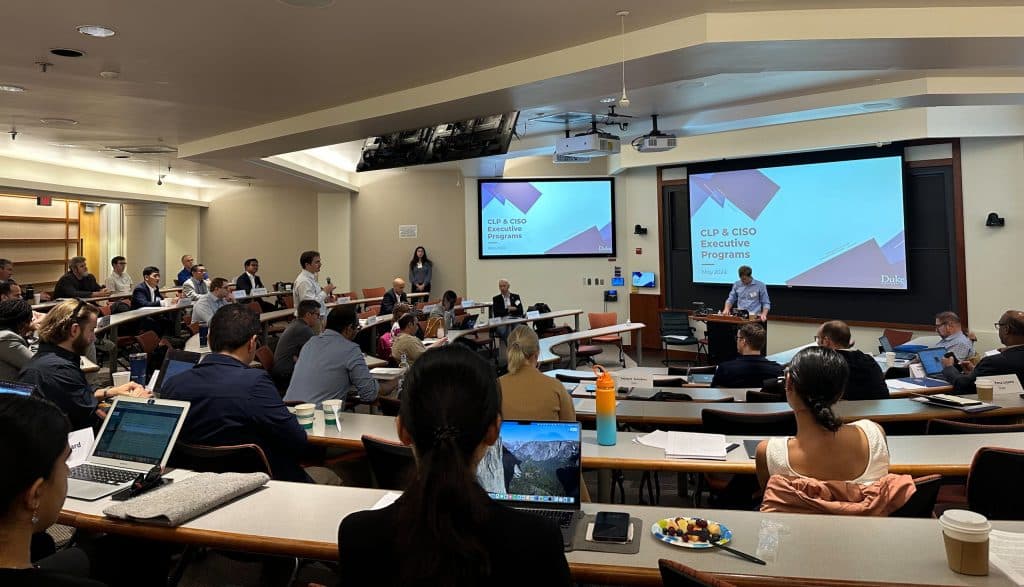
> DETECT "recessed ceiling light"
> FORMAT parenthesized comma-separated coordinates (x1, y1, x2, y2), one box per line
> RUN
(0, 84, 26, 93)
(128, 158, 149, 163)
(50, 48, 85, 58)
(76, 25, 117, 38)
(861, 102, 894, 111)
(599, 96, 617, 104)
(99, 71, 120, 80)
(278, 0, 335, 7)
(49, 143, 79, 148)
(40, 118, 78, 126)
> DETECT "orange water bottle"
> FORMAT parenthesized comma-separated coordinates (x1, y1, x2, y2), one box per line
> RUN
(593, 365, 617, 446)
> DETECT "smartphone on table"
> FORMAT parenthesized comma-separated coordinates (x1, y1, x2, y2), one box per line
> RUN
(593, 511, 631, 543)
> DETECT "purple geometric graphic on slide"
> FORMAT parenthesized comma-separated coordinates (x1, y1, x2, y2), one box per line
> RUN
(785, 238, 907, 288)
(880, 231, 906, 265)
(546, 223, 613, 254)
(481, 182, 542, 213)
(689, 171, 780, 221)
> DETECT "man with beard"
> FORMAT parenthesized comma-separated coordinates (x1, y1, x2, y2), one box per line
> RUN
(18, 299, 149, 429)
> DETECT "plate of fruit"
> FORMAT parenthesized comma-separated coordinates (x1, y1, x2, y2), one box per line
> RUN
(651, 516, 731, 549)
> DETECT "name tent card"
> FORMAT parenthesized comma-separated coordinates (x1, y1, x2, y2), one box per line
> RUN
(66, 427, 95, 467)
(251, 287, 269, 296)
(526, 310, 541, 319)
(992, 374, 1024, 396)
(232, 290, 246, 300)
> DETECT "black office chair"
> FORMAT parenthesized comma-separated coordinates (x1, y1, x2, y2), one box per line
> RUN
(170, 442, 272, 476)
(890, 475, 942, 518)
(362, 435, 415, 490)
(745, 389, 785, 403)
(660, 310, 702, 366)
(659, 559, 739, 587)
(701, 408, 797, 436)
(964, 447, 1024, 520)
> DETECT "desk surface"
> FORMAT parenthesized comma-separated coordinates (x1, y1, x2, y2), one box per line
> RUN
(446, 308, 583, 343)
(306, 411, 1024, 476)
(95, 303, 188, 334)
(59, 470, 1024, 586)
(538, 322, 646, 364)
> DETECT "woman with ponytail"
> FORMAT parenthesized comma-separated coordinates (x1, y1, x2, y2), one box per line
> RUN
(499, 325, 575, 421)
(755, 346, 890, 488)
(337, 344, 570, 587)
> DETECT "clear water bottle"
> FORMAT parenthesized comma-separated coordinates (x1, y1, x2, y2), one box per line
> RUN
(397, 353, 410, 398)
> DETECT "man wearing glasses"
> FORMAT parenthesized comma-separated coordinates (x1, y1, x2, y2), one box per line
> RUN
(932, 311, 974, 360)
(17, 299, 149, 429)
(105, 256, 134, 294)
(942, 310, 1024, 394)
(722, 265, 770, 322)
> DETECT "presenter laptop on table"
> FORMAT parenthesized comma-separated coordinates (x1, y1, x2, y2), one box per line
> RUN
(477, 420, 582, 548)
(67, 397, 189, 501)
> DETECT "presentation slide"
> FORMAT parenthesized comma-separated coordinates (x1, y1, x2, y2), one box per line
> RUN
(689, 156, 908, 290)
(479, 179, 614, 258)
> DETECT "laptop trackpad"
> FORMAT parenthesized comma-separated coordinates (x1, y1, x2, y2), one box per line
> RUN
(67, 478, 121, 501)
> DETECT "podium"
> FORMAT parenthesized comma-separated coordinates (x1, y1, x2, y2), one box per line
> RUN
(692, 314, 768, 365)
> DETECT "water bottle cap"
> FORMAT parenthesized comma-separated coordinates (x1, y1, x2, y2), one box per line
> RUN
(592, 365, 613, 387)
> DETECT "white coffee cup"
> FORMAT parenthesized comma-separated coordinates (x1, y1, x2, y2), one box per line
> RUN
(111, 371, 131, 387)
(33, 293, 41, 304)
(294, 403, 316, 429)
(975, 378, 995, 402)
(322, 399, 343, 424)
(885, 351, 896, 368)
(939, 509, 991, 575)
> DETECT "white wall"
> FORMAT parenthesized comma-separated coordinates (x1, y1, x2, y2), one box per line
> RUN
(317, 192, 352, 291)
(165, 206, 200, 281)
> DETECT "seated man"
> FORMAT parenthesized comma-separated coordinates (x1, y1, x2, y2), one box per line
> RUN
(131, 266, 180, 336)
(710, 323, 783, 388)
(235, 257, 275, 312)
(191, 277, 233, 325)
(18, 299, 148, 430)
(104, 255, 134, 294)
(53, 256, 108, 299)
(181, 263, 209, 301)
(942, 310, 1024, 394)
(285, 306, 380, 405)
(816, 320, 890, 401)
(160, 304, 316, 483)
(271, 300, 321, 388)
(934, 311, 974, 360)
(391, 314, 428, 365)
(492, 278, 524, 340)
(176, 254, 194, 287)
(380, 277, 408, 315)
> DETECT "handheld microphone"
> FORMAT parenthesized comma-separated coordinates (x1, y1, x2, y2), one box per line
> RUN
(326, 277, 332, 285)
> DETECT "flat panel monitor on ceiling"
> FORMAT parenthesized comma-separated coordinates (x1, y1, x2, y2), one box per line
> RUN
(478, 178, 615, 259)
(688, 153, 908, 290)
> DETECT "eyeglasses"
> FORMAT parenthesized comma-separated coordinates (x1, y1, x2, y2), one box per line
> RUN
(812, 335, 820, 342)
(995, 322, 1007, 329)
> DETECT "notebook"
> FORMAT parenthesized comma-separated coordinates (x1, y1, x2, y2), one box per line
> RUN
(665, 432, 728, 460)
(66, 397, 190, 501)
(477, 420, 582, 549)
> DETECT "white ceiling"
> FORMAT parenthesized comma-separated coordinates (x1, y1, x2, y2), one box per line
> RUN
(2, 0, 1024, 189)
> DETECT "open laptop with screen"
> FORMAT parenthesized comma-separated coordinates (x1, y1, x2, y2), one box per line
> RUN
(0, 380, 35, 396)
(66, 397, 189, 501)
(151, 349, 202, 394)
(878, 336, 916, 361)
(476, 420, 582, 548)
(916, 348, 949, 377)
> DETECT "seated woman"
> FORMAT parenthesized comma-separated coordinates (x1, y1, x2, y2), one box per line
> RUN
(0, 299, 34, 381)
(338, 345, 570, 586)
(499, 325, 575, 421)
(756, 346, 890, 487)
(0, 394, 106, 586)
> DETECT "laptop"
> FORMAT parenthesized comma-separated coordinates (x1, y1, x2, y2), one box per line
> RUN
(477, 420, 582, 549)
(878, 336, 916, 361)
(686, 373, 715, 385)
(916, 348, 949, 377)
(460, 314, 479, 329)
(151, 349, 202, 394)
(0, 380, 35, 396)
(66, 397, 190, 501)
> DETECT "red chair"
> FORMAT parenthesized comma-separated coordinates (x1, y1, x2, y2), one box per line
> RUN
(358, 306, 380, 320)
(587, 312, 624, 367)
(883, 328, 913, 347)
(362, 287, 386, 300)
(659, 559, 739, 587)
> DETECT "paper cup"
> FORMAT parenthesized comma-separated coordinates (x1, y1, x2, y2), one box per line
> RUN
(111, 371, 130, 387)
(294, 403, 316, 429)
(975, 378, 995, 402)
(33, 293, 41, 304)
(939, 510, 991, 575)
(885, 352, 896, 368)
(322, 399, 343, 424)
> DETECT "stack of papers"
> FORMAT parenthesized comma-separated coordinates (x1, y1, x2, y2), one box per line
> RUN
(633, 430, 728, 460)
(991, 530, 1024, 586)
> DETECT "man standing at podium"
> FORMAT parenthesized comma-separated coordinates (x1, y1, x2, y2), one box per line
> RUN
(723, 265, 770, 322)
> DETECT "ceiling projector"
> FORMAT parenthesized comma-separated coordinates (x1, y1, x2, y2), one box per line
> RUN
(632, 114, 677, 153)
(555, 132, 620, 157)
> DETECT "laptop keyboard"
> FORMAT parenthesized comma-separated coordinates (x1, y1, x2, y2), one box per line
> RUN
(520, 508, 576, 528)
(69, 463, 137, 485)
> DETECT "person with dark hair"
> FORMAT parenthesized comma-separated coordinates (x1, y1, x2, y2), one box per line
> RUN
(408, 246, 433, 294)
(338, 345, 570, 586)
(54, 257, 107, 300)
(191, 277, 233, 325)
(0, 299, 34, 380)
(391, 314, 446, 366)
(104, 256, 132, 294)
(755, 346, 890, 488)
(816, 320, 889, 401)
(934, 311, 974, 360)
(181, 264, 208, 301)
(161, 305, 316, 483)
(710, 322, 783, 388)
(942, 310, 1024, 394)
(429, 289, 461, 331)
(722, 265, 769, 322)
(271, 300, 321, 388)
(0, 258, 13, 284)
(130, 267, 179, 336)
(0, 280, 20, 301)
(380, 277, 408, 315)
(293, 250, 335, 312)
(18, 300, 148, 430)
(284, 305, 381, 404)
(0, 395, 108, 586)
(235, 258, 275, 311)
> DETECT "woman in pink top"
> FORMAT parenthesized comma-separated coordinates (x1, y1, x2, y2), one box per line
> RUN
(755, 346, 890, 488)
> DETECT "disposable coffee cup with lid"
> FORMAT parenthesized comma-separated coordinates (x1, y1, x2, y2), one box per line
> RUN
(939, 509, 991, 575)
(975, 378, 995, 402)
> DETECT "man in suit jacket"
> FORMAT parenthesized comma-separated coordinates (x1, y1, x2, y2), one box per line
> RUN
(235, 258, 275, 312)
(943, 310, 1024, 394)
(380, 277, 408, 315)
(711, 323, 783, 388)
(817, 320, 890, 400)
(492, 278, 524, 318)
(181, 264, 209, 301)
(131, 266, 179, 336)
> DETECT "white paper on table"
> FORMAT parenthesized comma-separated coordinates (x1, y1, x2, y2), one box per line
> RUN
(370, 492, 402, 510)
(633, 429, 670, 450)
(615, 373, 653, 389)
(665, 432, 728, 460)
(66, 427, 95, 467)
(572, 398, 619, 414)
(989, 529, 1024, 586)
(887, 379, 928, 390)
(909, 363, 926, 378)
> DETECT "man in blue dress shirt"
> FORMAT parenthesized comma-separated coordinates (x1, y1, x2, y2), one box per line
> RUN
(933, 311, 974, 360)
(723, 265, 770, 322)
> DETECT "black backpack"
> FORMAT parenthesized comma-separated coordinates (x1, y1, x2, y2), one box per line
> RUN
(528, 302, 555, 335)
